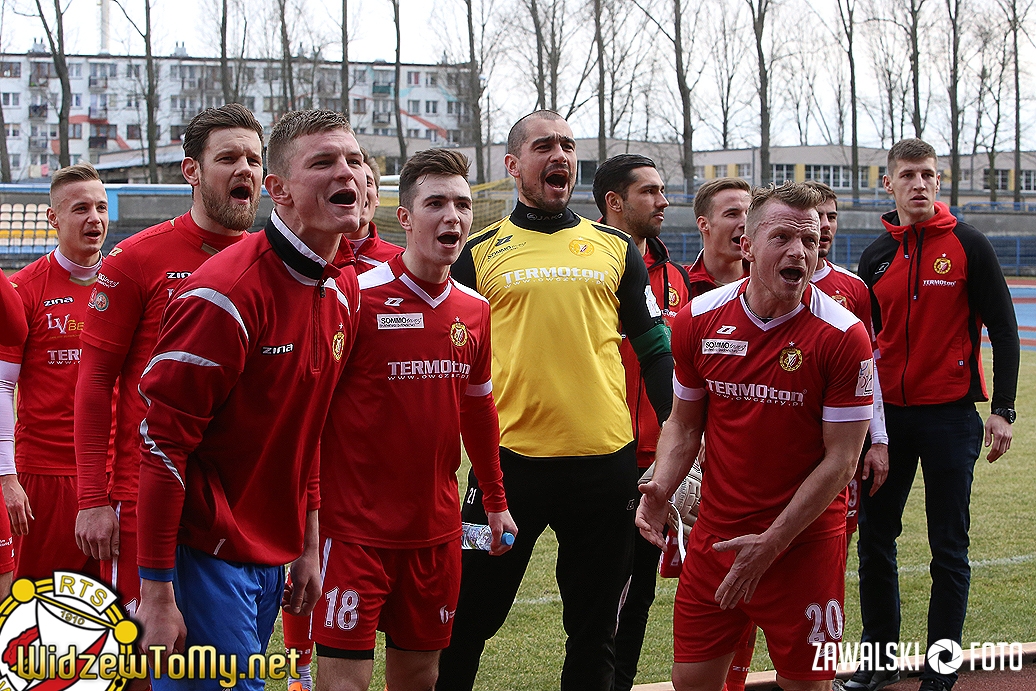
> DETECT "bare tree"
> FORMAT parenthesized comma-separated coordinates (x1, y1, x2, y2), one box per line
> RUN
(945, 0, 966, 207)
(863, 7, 909, 146)
(465, 0, 488, 181)
(392, 0, 406, 161)
(996, 0, 1033, 203)
(0, 0, 11, 181)
(971, 16, 1011, 200)
(747, 0, 774, 185)
(112, 0, 159, 183)
(706, 2, 750, 150)
(835, 0, 862, 201)
(778, 29, 822, 147)
(33, 0, 71, 168)
(632, 0, 705, 191)
(277, 0, 296, 110)
(341, 0, 349, 118)
(594, 0, 606, 162)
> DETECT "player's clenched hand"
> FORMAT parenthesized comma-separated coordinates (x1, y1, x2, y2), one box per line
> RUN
(487, 509, 517, 556)
(862, 443, 889, 495)
(75, 505, 120, 561)
(285, 550, 321, 616)
(636, 481, 670, 550)
(984, 414, 1012, 462)
(1, 475, 33, 536)
(137, 579, 186, 674)
(711, 533, 780, 610)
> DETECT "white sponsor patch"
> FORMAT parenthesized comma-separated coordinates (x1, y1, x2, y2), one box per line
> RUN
(702, 339, 748, 356)
(856, 358, 874, 396)
(377, 313, 425, 329)
(644, 285, 662, 318)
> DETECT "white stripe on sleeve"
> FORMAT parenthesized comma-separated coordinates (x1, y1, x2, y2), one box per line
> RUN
(673, 373, 705, 401)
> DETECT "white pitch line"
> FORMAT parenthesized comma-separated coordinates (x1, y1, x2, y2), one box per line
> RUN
(511, 554, 1036, 606)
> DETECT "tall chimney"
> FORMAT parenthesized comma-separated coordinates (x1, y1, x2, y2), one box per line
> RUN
(99, 0, 110, 54)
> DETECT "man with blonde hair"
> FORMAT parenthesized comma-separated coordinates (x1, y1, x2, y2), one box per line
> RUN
(0, 162, 110, 585)
(639, 183, 873, 691)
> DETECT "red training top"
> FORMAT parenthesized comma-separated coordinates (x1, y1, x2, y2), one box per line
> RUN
(137, 214, 360, 574)
(619, 237, 692, 467)
(76, 212, 244, 510)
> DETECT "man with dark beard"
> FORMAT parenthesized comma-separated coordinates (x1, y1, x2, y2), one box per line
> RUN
(593, 154, 692, 691)
(73, 104, 264, 616)
(438, 112, 674, 691)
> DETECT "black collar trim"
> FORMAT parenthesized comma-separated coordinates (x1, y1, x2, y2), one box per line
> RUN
(508, 201, 580, 233)
(265, 213, 326, 281)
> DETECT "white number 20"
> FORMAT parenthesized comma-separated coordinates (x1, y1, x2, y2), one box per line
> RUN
(805, 599, 844, 645)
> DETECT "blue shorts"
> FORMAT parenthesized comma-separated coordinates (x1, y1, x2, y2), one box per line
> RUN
(151, 545, 285, 691)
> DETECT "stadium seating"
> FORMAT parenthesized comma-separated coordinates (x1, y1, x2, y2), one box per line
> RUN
(0, 203, 57, 255)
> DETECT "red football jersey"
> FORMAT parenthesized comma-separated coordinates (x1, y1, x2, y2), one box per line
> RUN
(320, 255, 506, 549)
(811, 259, 873, 342)
(77, 212, 243, 507)
(672, 280, 874, 544)
(137, 216, 360, 571)
(0, 252, 110, 474)
(349, 222, 403, 274)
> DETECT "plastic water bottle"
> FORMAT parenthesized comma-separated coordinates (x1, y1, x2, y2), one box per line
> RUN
(460, 522, 516, 550)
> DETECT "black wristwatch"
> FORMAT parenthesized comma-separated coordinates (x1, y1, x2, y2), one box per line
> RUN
(992, 407, 1017, 424)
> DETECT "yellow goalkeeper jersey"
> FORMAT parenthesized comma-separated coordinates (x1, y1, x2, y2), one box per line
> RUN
(452, 202, 665, 458)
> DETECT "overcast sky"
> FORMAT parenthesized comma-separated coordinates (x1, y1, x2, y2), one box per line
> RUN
(1, 0, 440, 64)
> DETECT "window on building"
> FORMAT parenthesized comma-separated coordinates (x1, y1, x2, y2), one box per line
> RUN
(959, 168, 972, 184)
(263, 96, 287, 113)
(67, 63, 81, 78)
(446, 72, 459, 87)
(1, 93, 18, 107)
(737, 163, 751, 179)
(982, 169, 1010, 190)
(407, 71, 420, 85)
(771, 164, 795, 185)
(407, 99, 420, 112)
(0, 62, 20, 78)
(577, 160, 598, 186)
(449, 130, 462, 143)
(427, 73, 438, 87)
(354, 127, 367, 134)
(72, 93, 82, 108)
(170, 125, 187, 142)
(352, 98, 366, 113)
(68, 123, 82, 139)
(407, 128, 421, 138)
(1019, 170, 1036, 191)
(127, 124, 142, 140)
(263, 66, 282, 82)
(4, 123, 18, 138)
(243, 97, 256, 111)
(374, 70, 394, 84)
(425, 100, 438, 114)
(693, 166, 705, 183)
(92, 124, 116, 138)
(447, 101, 457, 114)
(127, 64, 141, 79)
(9, 154, 19, 168)
(352, 68, 366, 84)
(858, 166, 870, 188)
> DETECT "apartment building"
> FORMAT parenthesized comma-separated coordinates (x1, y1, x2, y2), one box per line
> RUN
(0, 42, 475, 181)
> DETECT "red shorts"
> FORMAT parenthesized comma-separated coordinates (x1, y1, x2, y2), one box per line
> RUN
(846, 463, 864, 536)
(13, 474, 99, 581)
(100, 499, 140, 613)
(674, 528, 847, 681)
(311, 538, 461, 653)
